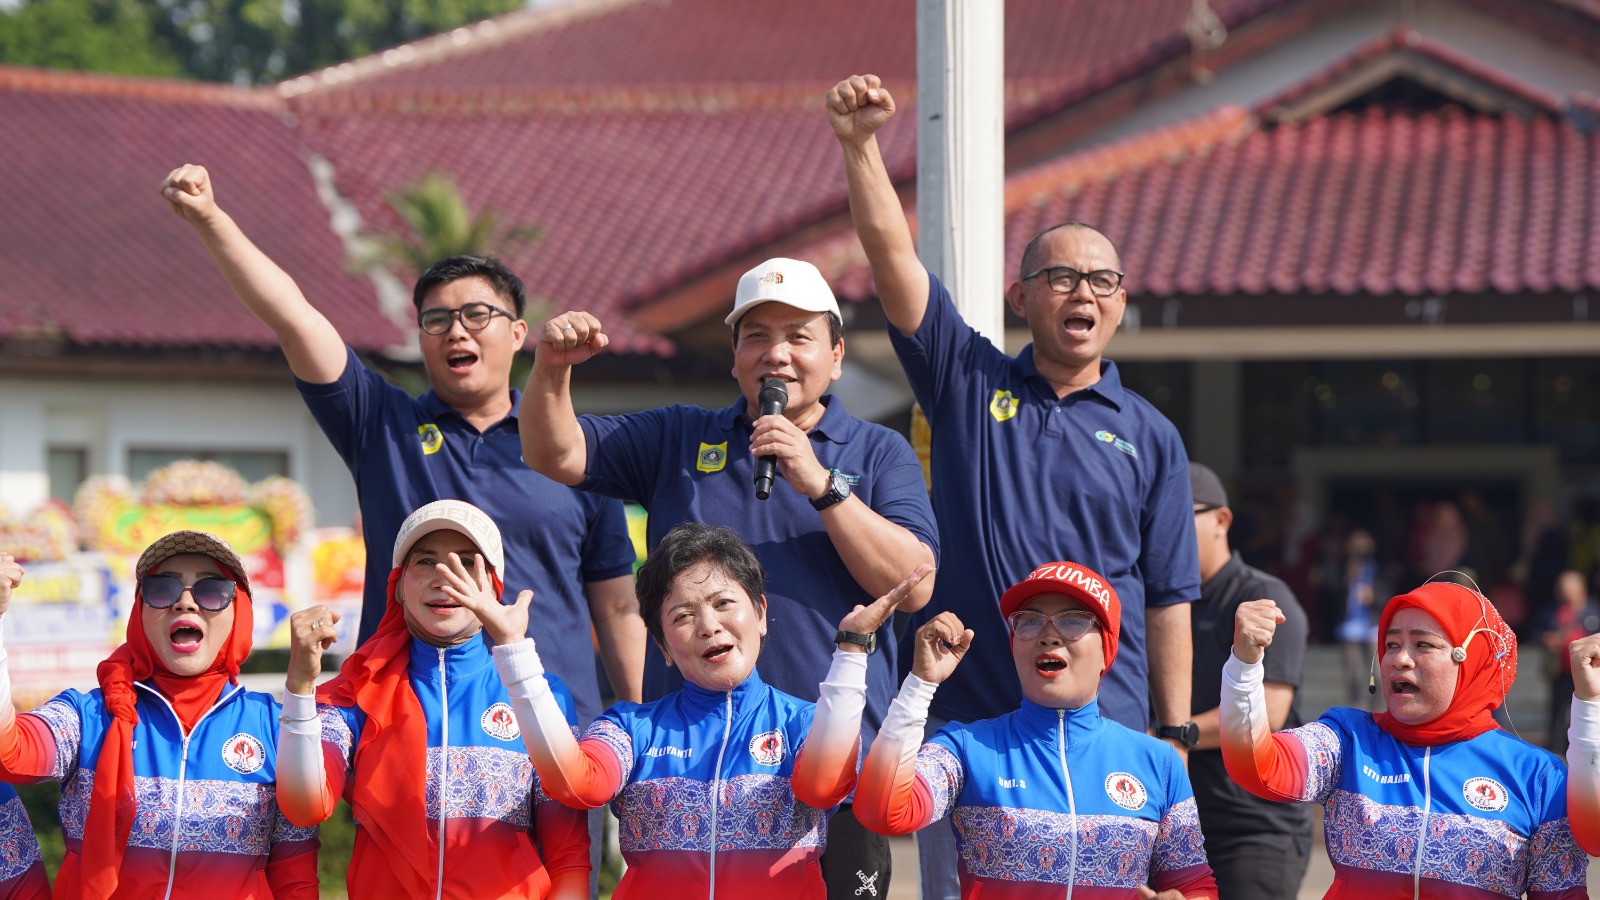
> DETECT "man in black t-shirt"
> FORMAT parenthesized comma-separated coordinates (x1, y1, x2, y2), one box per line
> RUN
(1188, 463, 1312, 899)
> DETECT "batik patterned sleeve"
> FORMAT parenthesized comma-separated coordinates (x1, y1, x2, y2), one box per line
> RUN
(496, 638, 626, 810)
(855, 673, 960, 835)
(1149, 747, 1218, 899)
(792, 649, 868, 811)
(1566, 696, 1600, 857)
(1221, 651, 1341, 804)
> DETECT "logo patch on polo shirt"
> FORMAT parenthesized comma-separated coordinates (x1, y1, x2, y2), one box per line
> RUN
(749, 730, 786, 766)
(989, 390, 1018, 423)
(1463, 777, 1509, 812)
(1105, 772, 1147, 810)
(1093, 429, 1138, 458)
(221, 733, 266, 774)
(696, 442, 728, 473)
(481, 703, 520, 741)
(418, 423, 444, 455)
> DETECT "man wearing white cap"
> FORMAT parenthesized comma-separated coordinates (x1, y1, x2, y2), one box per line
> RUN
(521, 257, 939, 894)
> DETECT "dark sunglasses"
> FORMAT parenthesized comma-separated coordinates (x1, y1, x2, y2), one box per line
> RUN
(140, 573, 238, 611)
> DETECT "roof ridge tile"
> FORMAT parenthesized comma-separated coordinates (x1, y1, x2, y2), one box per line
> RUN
(0, 65, 280, 110)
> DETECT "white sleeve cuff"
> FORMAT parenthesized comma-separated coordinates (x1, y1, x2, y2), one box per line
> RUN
(280, 691, 320, 735)
(1223, 651, 1265, 690)
(1571, 696, 1600, 746)
(493, 639, 548, 696)
(823, 646, 870, 686)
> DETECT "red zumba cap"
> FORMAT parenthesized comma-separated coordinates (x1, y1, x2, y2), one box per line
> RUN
(1000, 561, 1121, 672)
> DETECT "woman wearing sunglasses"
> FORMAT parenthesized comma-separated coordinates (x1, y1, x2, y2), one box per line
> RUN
(275, 499, 590, 899)
(851, 560, 1218, 899)
(0, 536, 319, 900)
(1223, 582, 1589, 897)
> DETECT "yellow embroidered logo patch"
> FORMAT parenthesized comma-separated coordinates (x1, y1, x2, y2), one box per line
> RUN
(696, 442, 728, 473)
(418, 423, 444, 455)
(989, 390, 1019, 423)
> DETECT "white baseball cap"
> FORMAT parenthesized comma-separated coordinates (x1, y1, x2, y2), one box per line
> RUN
(724, 258, 841, 326)
(392, 499, 505, 574)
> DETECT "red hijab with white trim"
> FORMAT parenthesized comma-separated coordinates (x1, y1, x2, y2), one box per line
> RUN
(1374, 581, 1518, 747)
(75, 531, 253, 900)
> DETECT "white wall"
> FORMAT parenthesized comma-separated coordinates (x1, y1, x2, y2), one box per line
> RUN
(0, 376, 358, 530)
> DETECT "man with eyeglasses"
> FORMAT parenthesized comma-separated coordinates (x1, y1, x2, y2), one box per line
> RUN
(826, 76, 1200, 898)
(158, 165, 642, 738)
(1185, 463, 1310, 899)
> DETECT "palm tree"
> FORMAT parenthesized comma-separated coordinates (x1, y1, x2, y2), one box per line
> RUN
(355, 169, 543, 279)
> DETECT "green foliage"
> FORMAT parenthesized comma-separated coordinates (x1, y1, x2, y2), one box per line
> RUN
(0, 0, 184, 77)
(155, 0, 527, 84)
(354, 170, 543, 282)
(0, 0, 525, 85)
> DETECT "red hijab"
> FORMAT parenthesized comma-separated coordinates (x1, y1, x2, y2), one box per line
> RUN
(316, 565, 502, 898)
(1373, 581, 1518, 747)
(74, 545, 253, 900)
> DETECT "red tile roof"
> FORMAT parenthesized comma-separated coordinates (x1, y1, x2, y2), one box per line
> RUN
(279, 0, 1294, 350)
(0, 66, 402, 353)
(284, 0, 1289, 101)
(812, 105, 1600, 301)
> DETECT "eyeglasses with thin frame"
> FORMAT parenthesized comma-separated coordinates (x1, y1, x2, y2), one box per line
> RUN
(1006, 610, 1099, 642)
(140, 573, 238, 611)
(1193, 504, 1223, 515)
(1022, 265, 1124, 297)
(417, 302, 516, 336)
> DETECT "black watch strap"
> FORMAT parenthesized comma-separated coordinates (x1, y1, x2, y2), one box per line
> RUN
(1156, 722, 1199, 749)
(810, 469, 852, 511)
(833, 630, 876, 653)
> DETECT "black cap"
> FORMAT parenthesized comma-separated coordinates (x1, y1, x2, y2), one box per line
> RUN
(1189, 463, 1228, 509)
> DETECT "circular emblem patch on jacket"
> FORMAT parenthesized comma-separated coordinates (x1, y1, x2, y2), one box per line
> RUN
(222, 733, 266, 774)
(1104, 772, 1148, 810)
(481, 703, 520, 741)
(1463, 777, 1510, 812)
(749, 730, 786, 766)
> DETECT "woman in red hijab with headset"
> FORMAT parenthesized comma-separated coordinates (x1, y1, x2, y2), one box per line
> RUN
(1222, 579, 1588, 898)
(0, 534, 319, 899)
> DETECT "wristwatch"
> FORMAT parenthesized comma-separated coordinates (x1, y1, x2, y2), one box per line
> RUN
(1156, 721, 1200, 749)
(810, 468, 853, 511)
(833, 630, 876, 653)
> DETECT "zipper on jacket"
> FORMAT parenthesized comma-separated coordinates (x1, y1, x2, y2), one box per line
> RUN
(134, 682, 241, 900)
(436, 647, 449, 900)
(1058, 709, 1077, 900)
(1413, 747, 1431, 899)
(707, 691, 734, 900)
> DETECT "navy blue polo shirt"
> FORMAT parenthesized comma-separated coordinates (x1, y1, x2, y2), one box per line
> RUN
(577, 394, 939, 744)
(889, 271, 1199, 731)
(296, 347, 636, 723)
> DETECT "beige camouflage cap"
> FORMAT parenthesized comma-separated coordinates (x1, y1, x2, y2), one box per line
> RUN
(135, 531, 251, 594)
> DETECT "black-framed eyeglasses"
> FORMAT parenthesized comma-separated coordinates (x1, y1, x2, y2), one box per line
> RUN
(417, 302, 516, 336)
(1006, 610, 1099, 642)
(140, 574, 238, 611)
(1194, 504, 1223, 515)
(1022, 265, 1124, 296)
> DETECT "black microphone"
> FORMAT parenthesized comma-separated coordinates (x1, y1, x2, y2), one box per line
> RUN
(753, 378, 788, 500)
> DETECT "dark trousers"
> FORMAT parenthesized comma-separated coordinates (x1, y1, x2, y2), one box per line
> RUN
(821, 804, 891, 899)
(1207, 831, 1312, 900)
